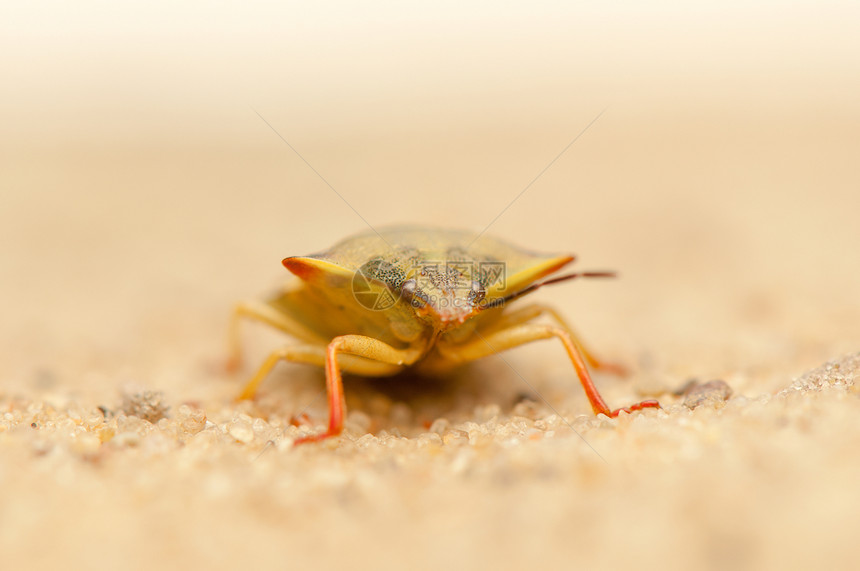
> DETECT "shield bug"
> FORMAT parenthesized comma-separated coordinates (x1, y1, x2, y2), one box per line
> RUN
(229, 226, 659, 444)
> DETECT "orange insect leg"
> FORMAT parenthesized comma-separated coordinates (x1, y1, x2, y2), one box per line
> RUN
(292, 339, 347, 445)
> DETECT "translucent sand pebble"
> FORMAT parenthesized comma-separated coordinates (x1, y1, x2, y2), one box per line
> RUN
(228, 417, 254, 443)
(176, 405, 207, 435)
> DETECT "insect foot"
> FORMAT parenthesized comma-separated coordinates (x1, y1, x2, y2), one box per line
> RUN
(608, 399, 661, 417)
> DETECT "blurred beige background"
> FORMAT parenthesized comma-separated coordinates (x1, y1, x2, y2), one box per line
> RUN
(1, 2, 859, 570)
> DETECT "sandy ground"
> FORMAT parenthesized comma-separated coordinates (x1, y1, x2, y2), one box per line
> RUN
(3, 4, 860, 570)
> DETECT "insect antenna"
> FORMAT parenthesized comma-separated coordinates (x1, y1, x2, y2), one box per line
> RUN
(480, 271, 617, 310)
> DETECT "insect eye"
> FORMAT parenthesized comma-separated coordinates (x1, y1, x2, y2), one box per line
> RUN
(400, 279, 427, 308)
(468, 280, 486, 304)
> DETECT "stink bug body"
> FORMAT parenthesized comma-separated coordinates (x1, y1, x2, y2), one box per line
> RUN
(229, 226, 659, 444)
